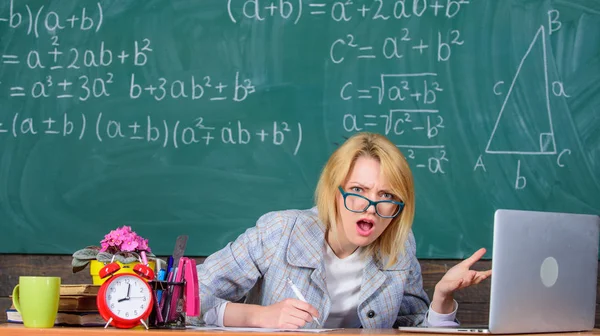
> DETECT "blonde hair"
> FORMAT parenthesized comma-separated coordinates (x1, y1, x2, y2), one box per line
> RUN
(315, 132, 415, 268)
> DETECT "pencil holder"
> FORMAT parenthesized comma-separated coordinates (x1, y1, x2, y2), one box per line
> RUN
(148, 280, 186, 329)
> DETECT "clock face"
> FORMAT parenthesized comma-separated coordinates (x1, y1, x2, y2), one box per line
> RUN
(103, 274, 152, 320)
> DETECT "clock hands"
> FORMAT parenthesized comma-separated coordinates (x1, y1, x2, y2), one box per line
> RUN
(118, 284, 132, 302)
(116, 283, 147, 302)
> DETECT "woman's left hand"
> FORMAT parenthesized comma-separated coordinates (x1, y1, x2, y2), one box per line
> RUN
(431, 247, 492, 314)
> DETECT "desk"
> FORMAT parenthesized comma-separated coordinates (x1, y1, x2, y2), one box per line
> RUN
(1, 325, 600, 336)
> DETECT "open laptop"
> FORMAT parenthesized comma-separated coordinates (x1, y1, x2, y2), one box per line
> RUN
(399, 209, 599, 334)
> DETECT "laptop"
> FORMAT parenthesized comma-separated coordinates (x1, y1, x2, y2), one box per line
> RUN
(399, 209, 599, 334)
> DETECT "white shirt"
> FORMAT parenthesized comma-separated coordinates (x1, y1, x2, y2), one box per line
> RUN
(323, 245, 365, 327)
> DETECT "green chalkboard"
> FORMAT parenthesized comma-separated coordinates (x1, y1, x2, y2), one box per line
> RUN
(0, 0, 598, 258)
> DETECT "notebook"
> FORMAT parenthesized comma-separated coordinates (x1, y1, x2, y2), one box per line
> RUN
(399, 209, 599, 334)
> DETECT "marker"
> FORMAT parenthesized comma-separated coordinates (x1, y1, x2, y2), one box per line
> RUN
(166, 256, 174, 274)
(286, 278, 321, 326)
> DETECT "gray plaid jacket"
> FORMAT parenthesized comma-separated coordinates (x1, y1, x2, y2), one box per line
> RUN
(195, 208, 430, 328)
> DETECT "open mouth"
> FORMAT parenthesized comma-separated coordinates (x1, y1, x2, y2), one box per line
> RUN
(356, 218, 375, 237)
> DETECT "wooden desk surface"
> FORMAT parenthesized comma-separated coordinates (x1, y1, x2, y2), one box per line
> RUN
(1, 325, 600, 336)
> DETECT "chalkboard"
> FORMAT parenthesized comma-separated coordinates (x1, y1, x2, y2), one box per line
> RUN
(0, 0, 598, 258)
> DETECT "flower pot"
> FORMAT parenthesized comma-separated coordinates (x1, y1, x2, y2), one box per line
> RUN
(89, 259, 156, 285)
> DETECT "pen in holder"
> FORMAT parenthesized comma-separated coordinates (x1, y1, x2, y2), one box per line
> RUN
(147, 256, 199, 328)
(149, 280, 186, 329)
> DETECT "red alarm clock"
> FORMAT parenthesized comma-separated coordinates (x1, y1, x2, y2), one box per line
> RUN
(96, 261, 155, 329)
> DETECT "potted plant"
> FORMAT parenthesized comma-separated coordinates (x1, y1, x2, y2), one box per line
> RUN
(72, 225, 156, 285)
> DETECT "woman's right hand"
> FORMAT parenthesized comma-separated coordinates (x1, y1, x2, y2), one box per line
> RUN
(253, 298, 320, 329)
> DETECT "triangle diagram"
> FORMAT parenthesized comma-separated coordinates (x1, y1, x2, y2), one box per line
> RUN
(486, 26, 556, 155)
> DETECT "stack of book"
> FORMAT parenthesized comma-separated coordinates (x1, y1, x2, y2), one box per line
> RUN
(7, 284, 105, 327)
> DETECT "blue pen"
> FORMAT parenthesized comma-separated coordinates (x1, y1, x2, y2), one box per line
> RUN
(156, 269, 167, 302)
(166, 256, 174, 274)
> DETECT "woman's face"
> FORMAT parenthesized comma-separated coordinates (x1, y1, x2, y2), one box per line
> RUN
(331, 156, 395, 257)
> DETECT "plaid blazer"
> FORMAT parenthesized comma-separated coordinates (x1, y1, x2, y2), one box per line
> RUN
(195, 208, 430, 328)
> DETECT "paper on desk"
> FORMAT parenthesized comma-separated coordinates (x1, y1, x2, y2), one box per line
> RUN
(188, 326, 339, 333)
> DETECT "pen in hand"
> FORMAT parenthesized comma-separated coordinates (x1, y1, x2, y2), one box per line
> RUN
(286, 278, 322, 326)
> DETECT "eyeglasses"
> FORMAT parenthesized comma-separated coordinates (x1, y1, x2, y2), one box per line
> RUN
(338, 186, 404, 218)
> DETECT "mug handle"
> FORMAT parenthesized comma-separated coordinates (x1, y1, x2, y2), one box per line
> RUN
(12, 284, 21, 314)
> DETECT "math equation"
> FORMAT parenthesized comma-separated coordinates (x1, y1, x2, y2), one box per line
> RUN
(0, 0, 582, 186)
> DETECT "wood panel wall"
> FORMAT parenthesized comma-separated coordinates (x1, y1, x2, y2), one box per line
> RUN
(0, 255, 598, 326)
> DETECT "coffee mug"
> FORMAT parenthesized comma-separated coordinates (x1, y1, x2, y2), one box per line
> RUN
(12, 276, 61, 328)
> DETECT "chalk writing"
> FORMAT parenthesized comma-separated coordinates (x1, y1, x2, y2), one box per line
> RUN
(0, 0, 103, 38)
(227, 0, 472, 24)
(478, 11, 573, 190)
(330, 30, 464, 63)
(0, 112, 303, 154)
(0, 1, 581, 183)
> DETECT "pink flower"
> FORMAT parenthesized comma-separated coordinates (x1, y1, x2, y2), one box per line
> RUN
(105, 231, 123, 247)
(115, 226, 132, 237)
(121, 238, 139, 252)
(136, 237, 150, 252)
(99, 226, 151, 254)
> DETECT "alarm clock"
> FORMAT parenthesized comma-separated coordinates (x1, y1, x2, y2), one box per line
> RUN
(96, 262, 155, 329)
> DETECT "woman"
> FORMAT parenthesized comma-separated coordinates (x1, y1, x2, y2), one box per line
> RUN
(195, 132, 491, 328)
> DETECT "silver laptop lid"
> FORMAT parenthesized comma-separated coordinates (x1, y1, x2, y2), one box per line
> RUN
(489, 209, 599, 334)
